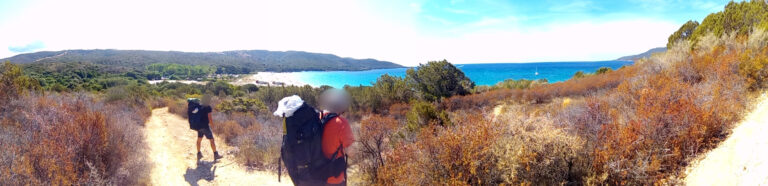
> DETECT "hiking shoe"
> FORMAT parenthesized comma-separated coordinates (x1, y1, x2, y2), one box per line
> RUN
(214, 151, 223, 160)
(197, 152, 203, 160)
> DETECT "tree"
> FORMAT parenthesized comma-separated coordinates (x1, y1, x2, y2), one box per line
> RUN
(406, 60, 474, 101)
(573, 71, 586, 79)
(0, 61, 38, 103)
(686, 0, 768, 45)
(595, 67, 613, 75)
(373, 74, 413, 105)
(667, 20, 699, 48)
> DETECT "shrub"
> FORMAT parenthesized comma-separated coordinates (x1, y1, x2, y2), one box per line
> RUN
(216, 97, 268, 115)
(493, 114, 588, 185)
(739, 48, 768, 90)
(358, 115, 399, 183)
(211, 120, 245, 144)
(494, 78, 547, 89)
(595, 67, 613, 75)
(406, 60, 475, 101)
(232, 118, 282, 171)
(377, 114, 504, 185)
(0, 93, 150, 185)
(572, 71, 586, 79)
(405, 100, 451, 131)
(0, 61, 39, 103)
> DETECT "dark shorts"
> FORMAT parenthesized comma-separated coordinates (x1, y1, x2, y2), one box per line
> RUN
(197, 128, 214, 139)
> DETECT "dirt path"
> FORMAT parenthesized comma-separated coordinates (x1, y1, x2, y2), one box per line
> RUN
(146, 108, 292, 186)
(685, 94, 768, 185)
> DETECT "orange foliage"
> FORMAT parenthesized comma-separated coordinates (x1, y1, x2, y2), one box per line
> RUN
(376, 114, 504, 185)
(582, 44, 749, 184)
(358, 115, 399, 182)
(441, 66, 637, 111)
(0, 93, 151, 185)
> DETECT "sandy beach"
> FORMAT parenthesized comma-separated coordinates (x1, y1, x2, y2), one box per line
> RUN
(148, 80, 207, 85)
(231, 72, 309, 87)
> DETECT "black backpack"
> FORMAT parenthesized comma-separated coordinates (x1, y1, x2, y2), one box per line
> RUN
(187, 98, 204, 130)
(279, 103, 347, 184)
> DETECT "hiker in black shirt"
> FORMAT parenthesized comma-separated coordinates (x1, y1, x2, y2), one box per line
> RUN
(196, 95, 223, 160)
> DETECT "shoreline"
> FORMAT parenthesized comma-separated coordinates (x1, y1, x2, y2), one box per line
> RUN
(231, 72, 311, 87)
(147, 80, 207, 85)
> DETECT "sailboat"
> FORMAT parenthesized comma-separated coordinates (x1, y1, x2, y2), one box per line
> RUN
(535, 67, 539, 76)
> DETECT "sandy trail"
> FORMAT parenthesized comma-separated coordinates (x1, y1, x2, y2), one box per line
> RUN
(685, 94, 768, 185)
(146, 108, 292, 186)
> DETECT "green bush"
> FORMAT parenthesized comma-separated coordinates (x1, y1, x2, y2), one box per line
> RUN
(674, 0, 768, 46)
(572, 71, 586, 79)
(494, 79, 547, 89)
(405, 100, 451, 131)
(216, 97, 268, 115)
(0, 61, 39, 102)
(595, 67, 612, 75)
(406, 60, 474, 101)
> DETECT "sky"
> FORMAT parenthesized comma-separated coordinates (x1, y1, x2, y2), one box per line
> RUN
(0, 0, 730, 66)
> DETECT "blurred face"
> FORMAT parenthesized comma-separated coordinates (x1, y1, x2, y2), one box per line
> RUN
(321, 89, 350, 113)
(201, 95, 212, 106)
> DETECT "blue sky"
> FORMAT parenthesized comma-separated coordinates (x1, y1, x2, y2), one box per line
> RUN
(0, 0, 731, 65)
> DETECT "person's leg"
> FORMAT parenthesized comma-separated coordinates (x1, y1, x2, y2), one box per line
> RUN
(196, 130, 204, 160)
(196, 137, 203, 152)
(209, 138, 217, 152)
(203, 128, 222, 159)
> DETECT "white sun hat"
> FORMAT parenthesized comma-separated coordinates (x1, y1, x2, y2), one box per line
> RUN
(273, 95, 304, 117)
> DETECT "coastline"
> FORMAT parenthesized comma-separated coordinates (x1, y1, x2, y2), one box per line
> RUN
(147, 80, 207, 85)
(231, 72, 310, 87)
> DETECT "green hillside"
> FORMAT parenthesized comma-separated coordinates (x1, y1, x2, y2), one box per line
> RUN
(2, 49, 403, 72)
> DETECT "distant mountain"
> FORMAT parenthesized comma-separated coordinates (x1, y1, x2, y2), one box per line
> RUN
(616, 47, 667, 61)
(1, 49, 403, 72)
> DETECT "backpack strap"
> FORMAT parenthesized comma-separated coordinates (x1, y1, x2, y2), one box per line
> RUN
(320, 112, 339, 125)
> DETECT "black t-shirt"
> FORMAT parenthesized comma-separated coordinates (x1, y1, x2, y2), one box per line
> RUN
(199, 106, 213, 128)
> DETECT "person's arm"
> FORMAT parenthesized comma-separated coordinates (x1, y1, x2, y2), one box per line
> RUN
(340, 118, 354, 157)
(208, 113, 213, 128)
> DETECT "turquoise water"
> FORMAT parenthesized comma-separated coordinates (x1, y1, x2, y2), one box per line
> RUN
(296, 61, 634, 88)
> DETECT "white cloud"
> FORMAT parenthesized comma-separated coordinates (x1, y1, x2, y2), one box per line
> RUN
(0, 0, 678, 66)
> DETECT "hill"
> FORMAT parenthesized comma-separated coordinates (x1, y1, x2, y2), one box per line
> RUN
(616, 47, 667, 61)
(1, 49, 403, 72)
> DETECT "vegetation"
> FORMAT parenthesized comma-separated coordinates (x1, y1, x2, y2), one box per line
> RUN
(669, 0, 768, 47)
(573, 67, 615, 79)
(0, 64, 152, 184)
(145, 63, 215, 80)
(407, 60, 474, 101)
(668, 20, 700, 48)
(494, 78, 547, 90)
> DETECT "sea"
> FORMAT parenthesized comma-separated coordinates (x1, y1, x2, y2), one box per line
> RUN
(294, 61, 634, 88)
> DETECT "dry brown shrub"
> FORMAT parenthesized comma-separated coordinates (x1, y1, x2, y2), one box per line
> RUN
(165, 98, 189, 118)
(377, 114, 505, 185)
(211, 120, 246, 144)
(0, 93, 150, 185)
(358, 115, 399, 183)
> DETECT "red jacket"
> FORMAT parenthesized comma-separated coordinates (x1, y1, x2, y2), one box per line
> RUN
(321, 113, 354, 184)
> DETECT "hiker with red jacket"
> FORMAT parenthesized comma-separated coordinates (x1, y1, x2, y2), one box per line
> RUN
(319, 89, 355, 185)
(275, 89, 354, 186)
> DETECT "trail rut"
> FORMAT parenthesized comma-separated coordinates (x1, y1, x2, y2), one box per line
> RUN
(146, 108, 292, 186)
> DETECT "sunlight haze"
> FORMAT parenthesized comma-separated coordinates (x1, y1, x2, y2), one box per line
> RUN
(0, 0, 728, 65)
